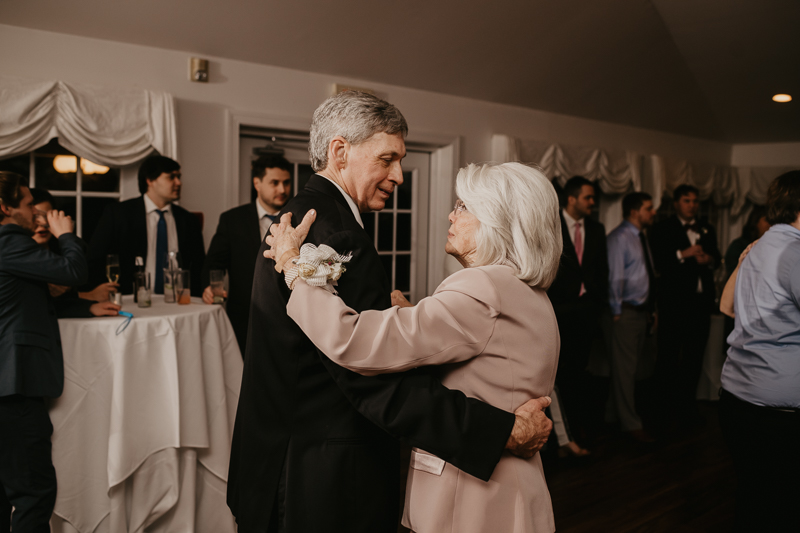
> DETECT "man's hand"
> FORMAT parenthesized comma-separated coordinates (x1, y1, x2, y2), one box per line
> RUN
(696, 252, 712, 265)
(390, 290, 413, 308)
(89, 301, 120, 316)
(680, 244, 703, 259)
(202, 285, 228, 304)
(263, 210, 317, 272)
(79, 282, 119, 302)
(505, 396, 553, 458)
(47, 210, 74, 238)
(48, 283, 70, 298)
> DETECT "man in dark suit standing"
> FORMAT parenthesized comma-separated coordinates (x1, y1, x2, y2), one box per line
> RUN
(548, 176, 609, 441)
(649, 184, 721, 426)
(202, 154, 293, 354)
(88, 156, 206, 297)
(0, 172, 119, 532)
(227, 92, 552, 533)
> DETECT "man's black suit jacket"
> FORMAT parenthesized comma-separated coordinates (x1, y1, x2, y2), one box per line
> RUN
(649, 215, 721, 312)
(88, 196, 206, 297)
(547, 213, 609, 314)
(227, 176, 515, 532)
(202, 202, 261, 354)
(0, 225, 93, 398)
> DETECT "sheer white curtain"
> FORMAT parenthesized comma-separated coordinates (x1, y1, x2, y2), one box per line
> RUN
(0, 76, 177, 165)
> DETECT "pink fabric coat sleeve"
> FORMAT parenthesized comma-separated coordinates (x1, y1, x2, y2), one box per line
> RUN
(286, 268, 501, 376)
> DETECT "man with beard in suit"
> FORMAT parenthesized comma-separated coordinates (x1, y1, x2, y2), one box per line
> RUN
(547, 176, 609, 443)
(649, 184, 720, 428)
(202, 154, 293, 354)
(88, 156, 206, 297)
(227, 91, 553, 533)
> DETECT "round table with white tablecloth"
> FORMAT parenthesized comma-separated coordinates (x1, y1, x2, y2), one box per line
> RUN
(49, 297, 242, 533)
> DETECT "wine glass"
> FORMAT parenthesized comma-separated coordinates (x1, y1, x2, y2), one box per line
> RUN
(106, 254, 121, 304)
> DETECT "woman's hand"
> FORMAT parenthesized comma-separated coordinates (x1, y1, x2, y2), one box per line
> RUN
(390, 290, 413, 308)
(264, 210, 317, 273)
(739, 239, 758, 265)
(89, 301, 121, 316)
(48, 283, 70, 298)
(79, 282, 119, 302)
(47, 210, 74, 238)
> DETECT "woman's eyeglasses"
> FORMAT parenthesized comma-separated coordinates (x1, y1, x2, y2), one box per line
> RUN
(453, 199, 468, 217)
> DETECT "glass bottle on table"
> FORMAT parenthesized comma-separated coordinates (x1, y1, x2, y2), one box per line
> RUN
(133, 256, 144, 303)
(163, 251, 181, 303)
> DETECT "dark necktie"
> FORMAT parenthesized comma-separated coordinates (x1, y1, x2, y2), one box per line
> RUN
(265, 214, 277, 223)
(639, 231, 656, 310)
(154, 210, 168, 294)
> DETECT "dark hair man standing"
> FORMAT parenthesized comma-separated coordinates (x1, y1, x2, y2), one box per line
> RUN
(547, 176, 609, 442)
(0, 171, 118, 532)
(649, 184, 721, 428)
(606, 192, 657, 442)
(202, 154, 293, 354)
(88, 155, 206, 296)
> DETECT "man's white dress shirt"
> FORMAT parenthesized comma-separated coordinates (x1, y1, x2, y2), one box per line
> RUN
(256, 199, 280, 242)
(319, 174, 364, 228)
(144, 193, 178, 284)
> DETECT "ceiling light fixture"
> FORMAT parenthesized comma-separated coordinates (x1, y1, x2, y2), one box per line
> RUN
(772, 94, 792, 103)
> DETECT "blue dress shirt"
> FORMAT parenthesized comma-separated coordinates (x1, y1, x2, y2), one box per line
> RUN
(722, 224, 800, 408)
(607, 220, 650, 316)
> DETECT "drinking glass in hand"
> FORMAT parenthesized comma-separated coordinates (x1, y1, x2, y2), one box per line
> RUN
(106, 255, 120, 284)
(210, 270, 226, 304)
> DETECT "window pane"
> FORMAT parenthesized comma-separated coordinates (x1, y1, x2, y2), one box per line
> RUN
(396, 213, 411, 251)
(377, 212, 394, 251)
(398, 171, 412, 209)
(297, 164, 314, 194)
(0, 154, 29, 178)
(379, 254, 393, 286)
(81, 160, 120, 192)
(362, 212, 376, 241)
(395, 254, 410, 292)
(82, 197, 118, 244)
(35, 140, 76, 191)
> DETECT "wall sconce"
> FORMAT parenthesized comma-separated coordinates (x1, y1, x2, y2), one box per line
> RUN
(190, 57, 209, 83)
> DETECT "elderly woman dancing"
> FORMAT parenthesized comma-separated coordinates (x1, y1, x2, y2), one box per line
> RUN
(268, 162, 563, 533)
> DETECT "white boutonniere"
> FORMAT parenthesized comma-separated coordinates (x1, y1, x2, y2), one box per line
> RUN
(290, 243, 352, 294)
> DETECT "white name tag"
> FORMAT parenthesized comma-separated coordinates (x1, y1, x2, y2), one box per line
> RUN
(410, 449, 446, 476)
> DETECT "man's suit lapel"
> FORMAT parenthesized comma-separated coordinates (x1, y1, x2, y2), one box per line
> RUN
(133, 196, 148, 259)
(671, 216, 692, 250)
(560, 214, 578, 263)
(305, 175, 356, 215)
(247, 202, 262, 253)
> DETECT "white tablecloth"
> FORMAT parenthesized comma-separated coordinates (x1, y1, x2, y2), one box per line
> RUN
(49, 297, 243, 533)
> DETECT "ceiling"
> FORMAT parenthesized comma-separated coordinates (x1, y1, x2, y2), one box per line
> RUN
(1, 0, 797, 143)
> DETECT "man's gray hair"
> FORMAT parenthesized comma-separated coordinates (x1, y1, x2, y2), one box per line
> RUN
(456, 162, 563, 289)
(308, 91, 408, 172)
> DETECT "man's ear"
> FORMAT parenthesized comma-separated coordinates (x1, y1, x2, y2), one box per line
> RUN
(0, 202, 11, 218)
(328, 136, 348, 169)
(253, 176, 261, 191)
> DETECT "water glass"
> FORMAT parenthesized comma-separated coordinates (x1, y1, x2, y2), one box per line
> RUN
(135, 272, 151, 308)
(210, 270, 226, 304)
(163, 269, 176, 303)
(176, 269, 191, 305)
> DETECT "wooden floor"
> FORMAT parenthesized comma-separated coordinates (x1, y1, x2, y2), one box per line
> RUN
(543, 401, 736, 533)
(399, 402, 736, 533)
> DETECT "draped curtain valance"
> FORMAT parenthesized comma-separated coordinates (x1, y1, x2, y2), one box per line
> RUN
(493, 134, 790, 217)
(0, 76, 177, 166)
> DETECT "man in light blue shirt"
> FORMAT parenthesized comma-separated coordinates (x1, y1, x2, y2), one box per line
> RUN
(606, 192, 656, 442)
(718, 169, 800, 532)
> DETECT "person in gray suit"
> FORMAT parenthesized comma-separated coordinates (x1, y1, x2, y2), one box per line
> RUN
(0, 172, 119, 532)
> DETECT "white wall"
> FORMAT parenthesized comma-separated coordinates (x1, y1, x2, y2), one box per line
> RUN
(0, 24, 732, 247)
(731, 142, 800, 167)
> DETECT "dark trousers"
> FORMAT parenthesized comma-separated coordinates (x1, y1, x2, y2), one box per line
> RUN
(554, 298, 601, 438)
(0, 395, 57, 533)
(655, 294, 711, 420)
(719, 390, 800, 532)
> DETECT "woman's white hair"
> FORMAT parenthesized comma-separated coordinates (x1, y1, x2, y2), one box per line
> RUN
(456, 162, 562, 289)
(308, 91, 408, 172)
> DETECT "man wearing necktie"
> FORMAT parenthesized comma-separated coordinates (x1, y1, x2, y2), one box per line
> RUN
(547, 176, 609, 443)
(202, 154, 293, 354)
(87, 156, 206, 299)
(607, 192, 657, 443)
(649, 184, 721, 429)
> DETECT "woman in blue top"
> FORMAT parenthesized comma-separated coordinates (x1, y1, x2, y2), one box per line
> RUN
(719, 169, 800, 533)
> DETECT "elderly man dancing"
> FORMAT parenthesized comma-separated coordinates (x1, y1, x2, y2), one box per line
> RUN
(227, 92, 552, 533)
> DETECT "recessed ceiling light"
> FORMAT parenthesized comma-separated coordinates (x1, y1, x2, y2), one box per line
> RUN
(772, 94, 792, 103)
